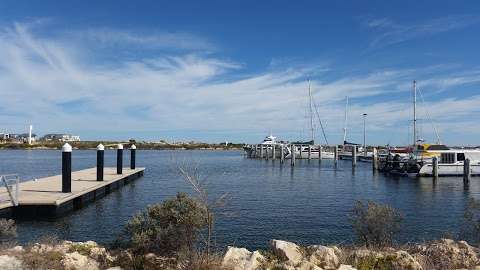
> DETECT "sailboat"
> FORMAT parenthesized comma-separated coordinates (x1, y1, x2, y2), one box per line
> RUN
(288, 80, 335, 159)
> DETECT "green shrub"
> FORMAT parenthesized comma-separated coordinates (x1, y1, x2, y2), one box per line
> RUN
(123, 192, 206, 256)
(0, 219, 16, 243)
(349, 201, 403, 248)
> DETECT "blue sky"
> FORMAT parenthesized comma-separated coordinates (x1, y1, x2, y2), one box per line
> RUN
(1, 1, 480, 145)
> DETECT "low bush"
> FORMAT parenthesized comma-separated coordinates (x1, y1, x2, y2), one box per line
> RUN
(123, 192, 206, 256)
(349, 200, 403, 248)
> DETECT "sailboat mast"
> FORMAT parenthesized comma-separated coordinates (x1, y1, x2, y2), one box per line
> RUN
(308, 80, 314, 142)
(413, 80, 417, 148)
(343, 96, 349, 144)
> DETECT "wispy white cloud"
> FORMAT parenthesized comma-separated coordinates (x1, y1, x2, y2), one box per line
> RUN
(1, 22, 480, 144)
(364, 15, 480, 48)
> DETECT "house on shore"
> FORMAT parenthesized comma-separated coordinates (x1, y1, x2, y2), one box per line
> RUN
(41, 134, 81, 142)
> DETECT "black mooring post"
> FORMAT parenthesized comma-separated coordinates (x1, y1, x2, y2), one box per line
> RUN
(117, 144, 123, 174)
(130, 144, 136, 169)
(97, 144, 104, 181)
(62, 143, 72, 193)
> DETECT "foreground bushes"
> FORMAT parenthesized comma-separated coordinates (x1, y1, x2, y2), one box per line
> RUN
(350, 200, 403, 248)
(123, 192, 206, 256)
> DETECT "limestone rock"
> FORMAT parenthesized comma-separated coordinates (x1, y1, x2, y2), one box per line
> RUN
(420, 239, 480, 268)
(307, 245, 340, 269)
(271, 240, 303, 265)
(222, 246, 264, 270)
(0, 255, 23, 270)
(62, 251, 99, 270)
(296, 260, 323, 270)
(337, 265, 357, 270)
(391, 251, 422, 270)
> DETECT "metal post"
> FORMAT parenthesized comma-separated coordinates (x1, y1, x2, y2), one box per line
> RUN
(363, 113, 367, 157)
(308, 145, 311, 160)
(62, 143, 72, 193)
(352, 146, 357, 167)
(432, 156, 438, 179)
(272, 145, 276, 160)
(290, 144, 295, 166)
(464, 158, 471, 183)
(280, 145, 284, 163)
(334, 145, 338, 165)
(97, 144, 104, 181)
(117, 144, 123, 175)
(130, 144, 136, 169)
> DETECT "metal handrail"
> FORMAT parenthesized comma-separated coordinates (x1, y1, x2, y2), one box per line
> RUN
(0, 174, 19, 206)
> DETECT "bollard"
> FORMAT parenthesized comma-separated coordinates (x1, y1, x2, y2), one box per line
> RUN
(308, 145, 311, 160)
(130, 144, 136, 169)
(97, 144, 104, 181)
(334, 145, 338, 166)
(117, 144, 123, 175)
(432, 156, 438, 179)
(352, 147, 357, 167)
(464, 158, 471, 183)
(372, 147, 378, 171)
(272, 145, 276, 160)
(62, 143, 72, 193)
(290, 144, 296, 166)
(280, 145, 285, 163)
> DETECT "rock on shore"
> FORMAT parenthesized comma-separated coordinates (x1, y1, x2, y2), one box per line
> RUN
(0, 238, 478, 269)
(223, 238, 480, 270)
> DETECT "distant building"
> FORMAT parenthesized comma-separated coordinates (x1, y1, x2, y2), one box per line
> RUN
(41, 134, 81, 142)
(0, 133, 36, 143)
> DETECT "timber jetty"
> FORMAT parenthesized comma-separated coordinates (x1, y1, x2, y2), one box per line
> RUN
(0, 143, 144, 218)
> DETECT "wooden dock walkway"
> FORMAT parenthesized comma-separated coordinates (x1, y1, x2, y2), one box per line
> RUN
(0, 167, 145, 218)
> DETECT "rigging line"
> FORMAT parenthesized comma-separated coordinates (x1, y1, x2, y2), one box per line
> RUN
(417, 86, 442, 144)
(311, 95, 329, 145)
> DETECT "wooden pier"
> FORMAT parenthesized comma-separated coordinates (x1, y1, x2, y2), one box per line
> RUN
(0, 167, 145, 218)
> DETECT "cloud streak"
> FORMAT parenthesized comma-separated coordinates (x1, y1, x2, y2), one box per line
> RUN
(1, 22, 480, 145)
(365, 15, 480, 49)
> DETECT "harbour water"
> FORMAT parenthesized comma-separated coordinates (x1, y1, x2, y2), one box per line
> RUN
(0, 149, 479, 249)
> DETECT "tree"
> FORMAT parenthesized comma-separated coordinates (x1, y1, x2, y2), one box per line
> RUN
(349, 200, 403, 248)
(178, 162, 229, 264)
(124, 192, 206, 256)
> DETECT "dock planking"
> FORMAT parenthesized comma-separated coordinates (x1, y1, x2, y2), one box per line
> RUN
(0, 167, 145, 218)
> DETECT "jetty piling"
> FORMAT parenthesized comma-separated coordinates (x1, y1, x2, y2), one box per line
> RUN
(464, 159, 471, 183)
(117, 144, 123, 175)
(130, 144, 136, 169)
(260, 145, 264, 159)
(272, 145, 276, 160)
(432, 157, 439, 179)
(352, 147, 357, 167)
(372, 148, 378, 171)
(334, 145, 338, 166)
(62, 143, 72, 193)
(290, 144, 295, 166)
(97, 144, 104, 181)
(319, 145, 322, 163)
(308, 145, 311, 160)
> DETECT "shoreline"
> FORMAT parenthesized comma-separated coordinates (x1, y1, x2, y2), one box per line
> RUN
(0, 142, 244, 151)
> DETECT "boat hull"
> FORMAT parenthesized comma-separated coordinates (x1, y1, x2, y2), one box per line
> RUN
(419, 163, 480, 176)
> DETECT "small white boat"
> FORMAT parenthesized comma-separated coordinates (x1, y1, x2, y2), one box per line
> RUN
(418, 149, 480, 176)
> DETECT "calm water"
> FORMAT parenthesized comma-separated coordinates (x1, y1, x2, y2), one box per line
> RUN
(0, 149, 479, 249)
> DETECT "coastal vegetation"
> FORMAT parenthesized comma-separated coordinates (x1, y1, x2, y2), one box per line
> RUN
(0, 141, 243, 150)
(1, 198, 480, 269)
